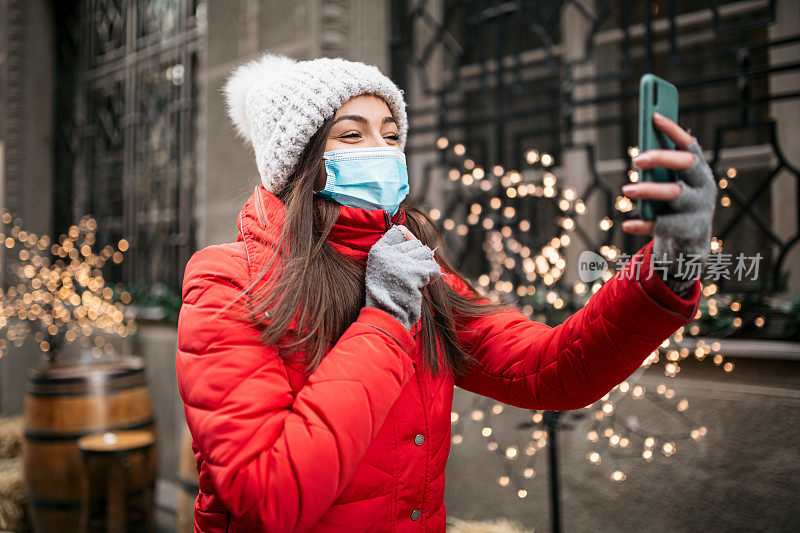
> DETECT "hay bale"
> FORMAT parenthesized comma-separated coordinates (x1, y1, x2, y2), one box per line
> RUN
(447, 516, 533, 533)
(0, 416, 31, 532)
(0, 416, 23, 460)
(0, 456, 30, 532)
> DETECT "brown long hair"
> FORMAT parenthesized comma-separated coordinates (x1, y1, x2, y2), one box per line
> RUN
(227, 113, 515, 377)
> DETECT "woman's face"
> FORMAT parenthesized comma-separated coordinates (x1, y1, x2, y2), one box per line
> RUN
(314, 94, 402, 191)
(325, 94, 401, 152)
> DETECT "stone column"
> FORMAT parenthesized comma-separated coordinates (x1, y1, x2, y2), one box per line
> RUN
(0, 0, 55, 415)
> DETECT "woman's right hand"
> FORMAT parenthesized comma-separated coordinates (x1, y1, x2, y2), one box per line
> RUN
(365, 224, 442, 330)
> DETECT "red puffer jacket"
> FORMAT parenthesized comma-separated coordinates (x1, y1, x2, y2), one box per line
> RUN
(176, 185, 700, 532)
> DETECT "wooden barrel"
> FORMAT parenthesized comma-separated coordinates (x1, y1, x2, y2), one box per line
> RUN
(22, 357, 156, 533)
(177, 423, 199, 533)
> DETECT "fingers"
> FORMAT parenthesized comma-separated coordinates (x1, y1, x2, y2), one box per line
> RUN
(632, 149, 695, 171)
(621, 219, 654, 235)
(420, 258, 443, 284)
(679, 143, 717, 190)
(652, 112, 694, 149)
(397, 224, 415, 241)
(406, 244, 435, 261)
(395, 238, 426, 253)
(621, 182, 682, 201)
(378, 224, 407, 246)
(395, 255, 441, 286)
(371, 223, 441, 286)
(398, 243, 438, 275)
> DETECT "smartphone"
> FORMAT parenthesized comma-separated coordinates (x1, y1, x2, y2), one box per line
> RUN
(637, 74, 679, 221)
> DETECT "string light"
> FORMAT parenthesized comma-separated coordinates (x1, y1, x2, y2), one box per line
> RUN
(0, 211, 136, 362)
(433, 138, 758, 492)
(426, 143, 585, 312)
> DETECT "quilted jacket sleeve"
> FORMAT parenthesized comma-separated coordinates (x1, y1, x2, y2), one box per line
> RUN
(175, 244, 416, 532)
(447, 240, 701, 410)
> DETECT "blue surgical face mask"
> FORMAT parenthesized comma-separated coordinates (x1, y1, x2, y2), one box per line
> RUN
(314, 146, 409, 216)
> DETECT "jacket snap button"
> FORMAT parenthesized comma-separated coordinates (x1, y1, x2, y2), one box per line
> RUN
(410, 509, 421, 521)
(414, 433, 424, 446)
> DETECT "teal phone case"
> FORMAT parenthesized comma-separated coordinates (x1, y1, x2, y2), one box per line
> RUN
(637, 74, 679, 221)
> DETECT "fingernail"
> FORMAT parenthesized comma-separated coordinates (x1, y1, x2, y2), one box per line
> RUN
(632, 154, 649, 166)
(653, 112, 663, 120)
(621, 184, 636, 196)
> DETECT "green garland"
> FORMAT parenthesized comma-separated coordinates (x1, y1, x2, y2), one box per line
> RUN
(124, 282, 182, 324)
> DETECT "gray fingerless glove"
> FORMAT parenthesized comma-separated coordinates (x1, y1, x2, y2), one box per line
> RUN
(365, 225, 443, 330)
(653, 138, 718, 295)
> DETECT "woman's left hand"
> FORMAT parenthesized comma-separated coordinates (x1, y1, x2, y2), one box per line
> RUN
(619, 112, 718, 293)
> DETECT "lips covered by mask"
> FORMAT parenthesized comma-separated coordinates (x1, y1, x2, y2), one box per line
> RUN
(315, 146, 409, 215)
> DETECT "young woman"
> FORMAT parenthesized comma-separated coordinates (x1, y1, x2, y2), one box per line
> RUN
(176, 54, 716, 532)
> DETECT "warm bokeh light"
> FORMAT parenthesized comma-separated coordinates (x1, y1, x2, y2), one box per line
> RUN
(429, 138, 748, 492)
(0, 211, 136, 362)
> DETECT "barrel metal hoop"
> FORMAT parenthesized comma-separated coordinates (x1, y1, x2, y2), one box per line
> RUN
(24, 418, 155, 442)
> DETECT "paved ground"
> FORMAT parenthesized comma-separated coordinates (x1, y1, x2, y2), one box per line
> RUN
(155, 507, 176, 533)
(445, 356, 800, 532)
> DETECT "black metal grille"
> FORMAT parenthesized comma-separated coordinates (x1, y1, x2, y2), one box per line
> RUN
(54, 0, 203, 300)
(391, 0, 800, 293)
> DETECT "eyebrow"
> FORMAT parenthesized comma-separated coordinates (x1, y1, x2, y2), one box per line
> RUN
(332, 114, 396, 126)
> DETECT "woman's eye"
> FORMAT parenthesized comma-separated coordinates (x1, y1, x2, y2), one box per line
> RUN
(338, 132, 398, 140)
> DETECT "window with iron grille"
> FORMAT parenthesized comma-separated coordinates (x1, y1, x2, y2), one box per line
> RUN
(54, 0, 205, 321)
(392, 0, 799, 295)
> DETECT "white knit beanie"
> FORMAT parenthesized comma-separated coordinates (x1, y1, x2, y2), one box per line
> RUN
(223, 53, 409, 195)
